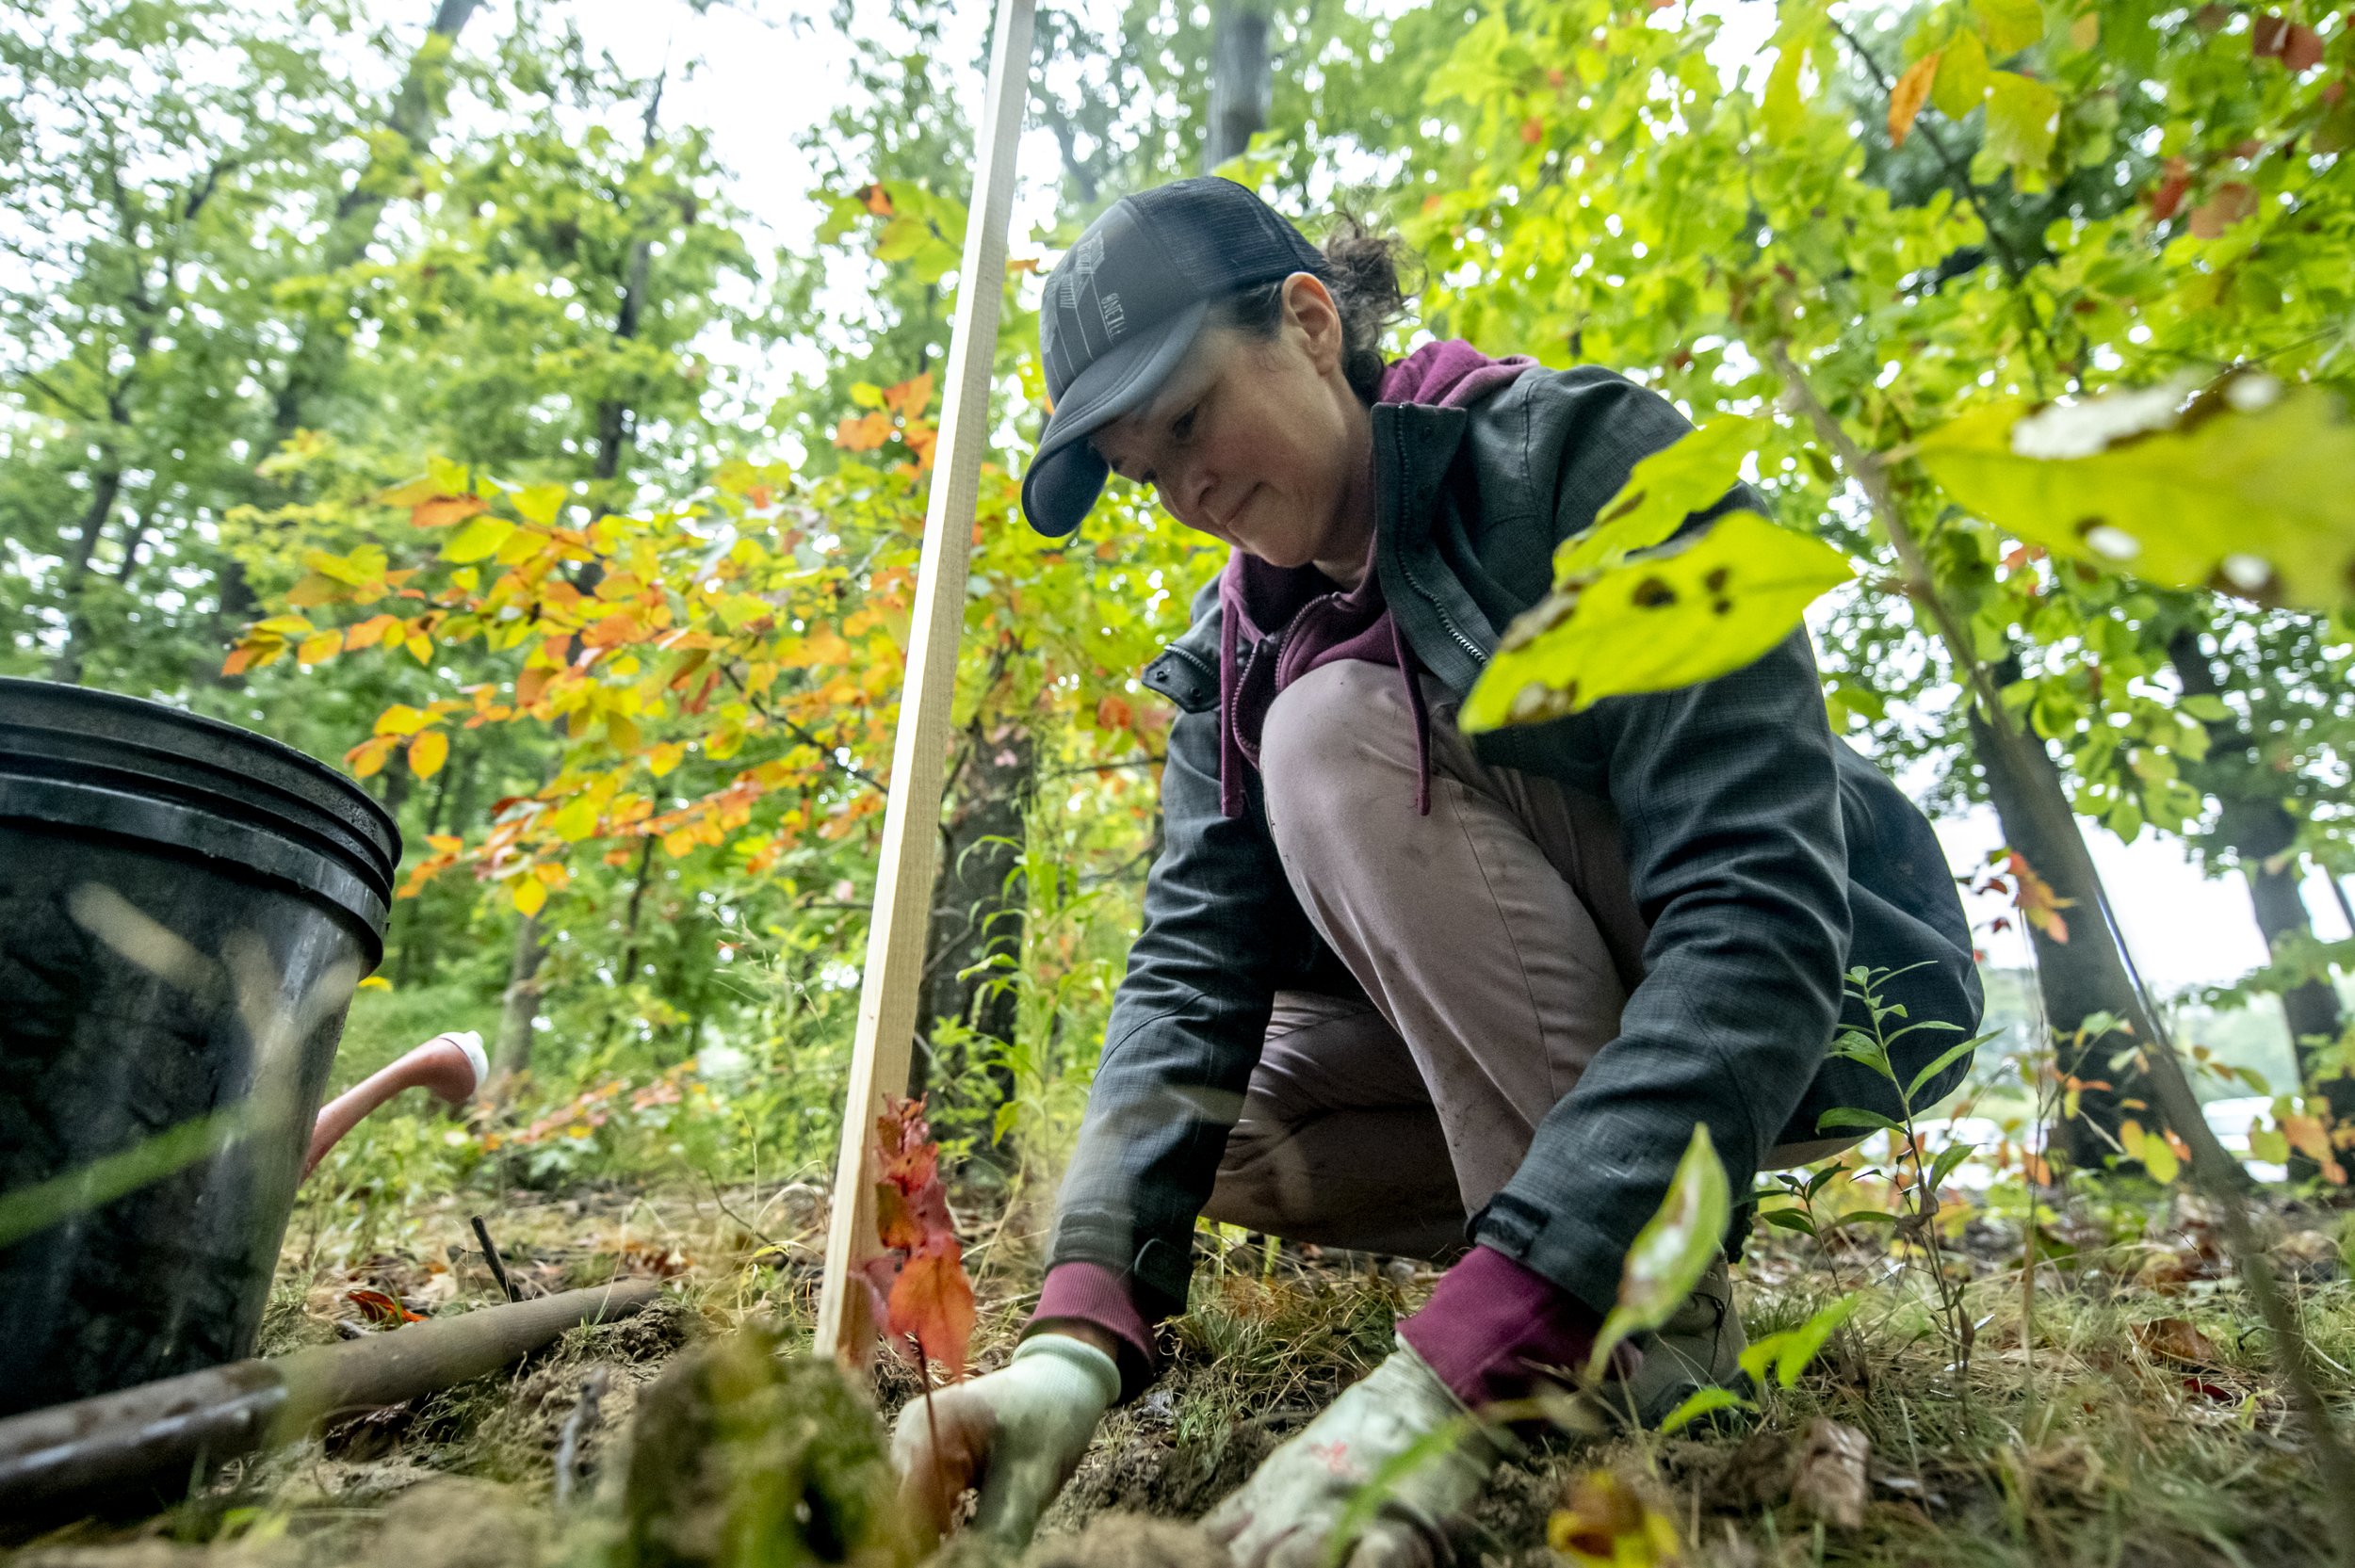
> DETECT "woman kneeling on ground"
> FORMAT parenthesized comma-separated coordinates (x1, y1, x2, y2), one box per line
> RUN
(897, 176, 1982, 1566)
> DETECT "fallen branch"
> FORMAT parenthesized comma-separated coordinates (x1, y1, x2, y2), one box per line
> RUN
(0, 1279, 657, 1532)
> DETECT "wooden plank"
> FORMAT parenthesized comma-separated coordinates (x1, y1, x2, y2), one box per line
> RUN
(815, 0, 1036, 1368)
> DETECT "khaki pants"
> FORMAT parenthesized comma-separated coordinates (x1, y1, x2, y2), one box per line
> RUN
(1203, 659, 1842, 1260)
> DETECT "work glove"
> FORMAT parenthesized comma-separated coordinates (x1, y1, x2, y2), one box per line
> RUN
(890, 1331, 1121, 1550)
(1204, 1336, 1516, 1568)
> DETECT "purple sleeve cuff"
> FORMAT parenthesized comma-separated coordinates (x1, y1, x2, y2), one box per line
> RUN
(1398, 1242, 1613, 1410)
(1027, 1260, 1158, 1401)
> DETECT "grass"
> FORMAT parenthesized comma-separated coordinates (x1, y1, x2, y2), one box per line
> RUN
(8, 1156, 2354, 1568)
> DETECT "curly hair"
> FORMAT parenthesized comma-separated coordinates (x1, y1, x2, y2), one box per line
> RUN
(1213, 213, 1421, 403)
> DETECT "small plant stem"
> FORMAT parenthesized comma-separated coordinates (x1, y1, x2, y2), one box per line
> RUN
(1775, 342, 2355, 1566)
(472, 1213, 522, 1301)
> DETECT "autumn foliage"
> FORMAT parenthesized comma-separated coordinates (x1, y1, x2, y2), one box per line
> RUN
(859, 1094, 976, 1381)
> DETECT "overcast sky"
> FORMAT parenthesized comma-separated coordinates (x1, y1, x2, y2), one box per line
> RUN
(535, 0, 2353, 994)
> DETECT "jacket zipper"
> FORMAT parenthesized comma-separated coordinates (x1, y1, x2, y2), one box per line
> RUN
(1387, 423, 1486, 666)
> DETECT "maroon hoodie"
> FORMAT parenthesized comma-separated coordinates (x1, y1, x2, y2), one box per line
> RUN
(1214, 340, 1535, 818)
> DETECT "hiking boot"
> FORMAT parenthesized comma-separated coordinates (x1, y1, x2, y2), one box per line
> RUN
(1602, 1253, 1747, 1430)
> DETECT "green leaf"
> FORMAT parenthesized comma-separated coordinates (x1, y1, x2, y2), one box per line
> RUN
(2178, 694, 2231, 722)
(1905, 1029, 1994, 1101)
(1761, 1205, 1819, 1237)
(1461, 513, 1854, 732)
(1773, 1297, 1859, 1386)
(1928, 1140, 1978, 1192)
(1913, 378, 2355, 610)
(1762, 28, 1814, 141)
(1656, 1384, 1756, 1433)
(1984, 71, 2060, 168)
(1816, 1107, 1904, 1135)
(1976, 0, 2044, 55)
(1741, 1297, 1860, 1392)
(1588, 1124, 1731, 1382)
(1557, 416, 1769, 577)
(1933, 28, 1992, 117)
(1828, 1028, 1896, 1083)
(440, 515, 518, 563)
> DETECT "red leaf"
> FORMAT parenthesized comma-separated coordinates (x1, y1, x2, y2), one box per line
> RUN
(348, 1287, 422, 1325)
(2252, 13, 2290, 56)
(2148, 157, 2192, 222)
(2282, 24, 2324, 71)
(887, 1243, 976, 1378)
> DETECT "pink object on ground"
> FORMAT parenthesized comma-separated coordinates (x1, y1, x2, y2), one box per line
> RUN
(303, 1030, 487, 1180)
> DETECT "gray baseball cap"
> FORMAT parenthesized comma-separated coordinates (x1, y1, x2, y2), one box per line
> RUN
(1020, 177, 1325, 538)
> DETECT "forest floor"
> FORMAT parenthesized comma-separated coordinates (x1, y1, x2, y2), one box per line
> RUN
(8, 1169, 2355, 1568)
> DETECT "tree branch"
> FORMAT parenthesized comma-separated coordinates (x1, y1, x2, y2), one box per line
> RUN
(1773, 339, 2355, 1556)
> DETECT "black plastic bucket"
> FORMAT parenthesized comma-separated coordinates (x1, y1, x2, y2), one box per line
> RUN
(0, 677, 398, 1416)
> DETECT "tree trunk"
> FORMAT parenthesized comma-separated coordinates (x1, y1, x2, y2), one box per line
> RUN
(1967, 659, 2153, 1167)
(268, 0, 485, 445)
(909, 728, 1035, 1124)
(2167, 627, 2353, 1121)
(50, 464, 123, 685)
(489, 912, 546, 1099)
(1204, 0, 1274, 170)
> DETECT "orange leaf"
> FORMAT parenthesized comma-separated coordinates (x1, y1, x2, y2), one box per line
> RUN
(411, 494, 486, 530)
(1889, 50, 1941, 146)
(344, 613, 400, 650)
(221, 647, 255, 678)
(835, 410, 894, 451)
(855, 181, 894, 217)
(886, 1244, 976, 1378)
(884, 372, 935, 419)
(1096, 694, 1134, 732)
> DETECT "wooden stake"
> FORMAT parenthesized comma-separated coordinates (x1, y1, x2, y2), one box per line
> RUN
(815, 0, 1035, 1368)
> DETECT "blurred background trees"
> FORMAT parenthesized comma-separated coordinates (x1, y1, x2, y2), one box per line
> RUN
(3, 0, 2349, 1199)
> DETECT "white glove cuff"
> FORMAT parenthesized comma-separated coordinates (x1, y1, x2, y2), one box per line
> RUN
(1012, 1330, 1123, 1409)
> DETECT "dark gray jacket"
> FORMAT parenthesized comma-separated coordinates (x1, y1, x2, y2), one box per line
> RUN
(1047, 365, 1982, 1329)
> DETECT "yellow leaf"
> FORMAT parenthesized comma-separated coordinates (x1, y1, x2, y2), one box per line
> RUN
(441, 515, 518, 563)
(408, 729, 449, 778)
(512, 878, 547, 917)
(662, 829, 697, 858)
(547, 795, 602, 843)
(1888, 50, 1941, 146)
(357, 975, 392, 992)
(512, 482, 567, 525)
(426, 833, 464, 854)
(375, 703, 431, 736)
(297, 630, 344, 667)
(648, 741, 686, 777)
(406, 633, 432, 664)
(286, 573, 342, 607)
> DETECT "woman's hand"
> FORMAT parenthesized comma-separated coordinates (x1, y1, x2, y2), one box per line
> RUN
(890, 1330, 1121, 1551)
(1204, 1337, 1511, 1568)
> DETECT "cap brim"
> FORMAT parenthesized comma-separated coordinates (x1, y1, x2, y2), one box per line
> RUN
(1020, 299, 1210, 538)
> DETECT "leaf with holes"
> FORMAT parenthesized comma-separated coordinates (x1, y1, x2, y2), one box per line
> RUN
(1914, 377, 2355, 610)
(1463, 513, 1852, 732)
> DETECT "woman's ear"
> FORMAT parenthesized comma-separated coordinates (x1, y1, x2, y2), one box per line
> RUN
(1280, 272, 1345, 375)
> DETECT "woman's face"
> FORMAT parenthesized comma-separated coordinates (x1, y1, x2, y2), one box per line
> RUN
(1090, 274, 1372, 573)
